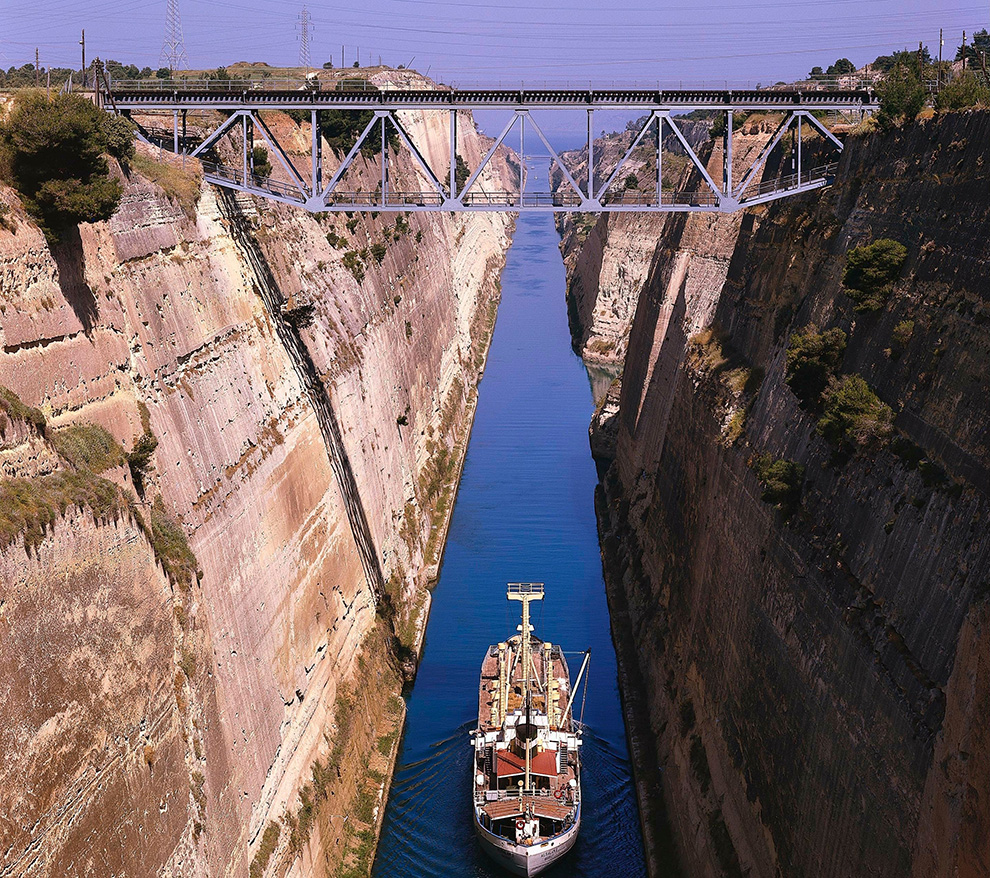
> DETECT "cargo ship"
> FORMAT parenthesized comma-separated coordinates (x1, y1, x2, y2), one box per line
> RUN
(472, 583, 590, 876)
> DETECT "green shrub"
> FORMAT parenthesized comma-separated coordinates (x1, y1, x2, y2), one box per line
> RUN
(53, 423, 126, 473)
(887, 319, 914, 359)
(842, 239, 907, 311)
(785, 326, 847, 405)
(752, 453, 805, 514)
(326, 229, 347, 248)
(101, 113, 136, 165)
(251, 146, 272, 179)
(342, 250, 365, 283)
(876, 65, 926, 128)
(624, 173, 639, 190)
(818, 375, 894, 448)
(370, 241, 387, 264)
(0, 93, 124, 240)
(935, 72, 990, 110)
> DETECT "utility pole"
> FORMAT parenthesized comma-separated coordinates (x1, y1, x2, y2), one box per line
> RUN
(80, 30, 86, 88)
(963, 31, 967, 71)
(918, 41, 924, 81)
(35, 48, 39, 87)
(938, 28, 943, 91)
(161, 0, 189, 72)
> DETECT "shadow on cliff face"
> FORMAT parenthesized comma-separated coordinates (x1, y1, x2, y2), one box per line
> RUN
(52, 227, 98, 333)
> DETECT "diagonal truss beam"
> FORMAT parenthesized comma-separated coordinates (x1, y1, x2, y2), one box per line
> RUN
(459, 112, 518, 199)
(190, 111, 243, 158)
(320, 113, 382, 201)
(664, 112, 724, 203)
(733, 111, 797, 199)
(798, 110, 844, 149)
(385, 112, 448, 200)
(523, 112, 587, 204)
(596, 111, 658, 201)
(251, 112, 308, 198)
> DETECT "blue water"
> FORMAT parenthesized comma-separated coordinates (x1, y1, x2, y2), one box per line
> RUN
(373, 183, 647, 878)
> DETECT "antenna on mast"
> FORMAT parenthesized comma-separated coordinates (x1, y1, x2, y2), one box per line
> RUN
(160, 0, 189, 73)
(508, 583, 543, 793)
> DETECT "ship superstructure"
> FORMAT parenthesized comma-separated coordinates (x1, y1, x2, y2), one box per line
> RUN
(472, 583, 590, 876)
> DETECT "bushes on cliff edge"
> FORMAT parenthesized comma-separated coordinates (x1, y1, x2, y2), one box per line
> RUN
(0, 92, 130, 240)
(785, 325, 847, 406)
(0, 385, 46, 436)
(935, 72, 990, 111)
(842, 238, 908, 311)
(876, 65, 926, 128)
(818, 374, 893, 449)
(149, 496, 199, 587)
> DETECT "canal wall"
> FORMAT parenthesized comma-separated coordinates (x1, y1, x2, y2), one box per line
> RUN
(582, 111, 990, 877)
(0, 83, 513, 877)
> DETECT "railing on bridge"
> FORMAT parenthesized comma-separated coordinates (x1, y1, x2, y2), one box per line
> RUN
(105, 77, 876, 214)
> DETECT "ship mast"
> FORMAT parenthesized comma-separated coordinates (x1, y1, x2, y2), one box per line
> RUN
(508, 582, 543, 794)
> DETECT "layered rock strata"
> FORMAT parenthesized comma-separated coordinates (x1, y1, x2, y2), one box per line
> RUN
(591, 112, 990, 878)
(0, 86, 512, 877)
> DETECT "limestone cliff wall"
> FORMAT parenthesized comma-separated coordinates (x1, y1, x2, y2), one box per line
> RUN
(595, 111, 990, 878)
(0, 93, 512, 877)
(555, 116, 780, 376)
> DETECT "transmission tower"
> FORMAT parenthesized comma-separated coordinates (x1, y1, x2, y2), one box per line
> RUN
(297, 6, 314, 70)
(160, 0, 189, 72)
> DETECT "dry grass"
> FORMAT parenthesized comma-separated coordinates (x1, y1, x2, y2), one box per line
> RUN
(52, 423, 126, 474)
(131, 152, 203, 219)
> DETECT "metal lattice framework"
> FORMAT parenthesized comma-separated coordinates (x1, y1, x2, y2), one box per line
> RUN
(159, 0, 189, 73)
(106, 83, 878, 213)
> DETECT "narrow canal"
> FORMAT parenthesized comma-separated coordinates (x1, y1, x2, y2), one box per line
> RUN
(373, 174, 647, 878)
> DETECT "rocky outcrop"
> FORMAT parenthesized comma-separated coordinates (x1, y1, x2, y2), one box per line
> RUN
(594, 111, 990, 878)
(0, 84, 513, 877)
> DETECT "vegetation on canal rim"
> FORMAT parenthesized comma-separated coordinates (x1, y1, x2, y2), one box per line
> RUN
(842, 238, 907, 311)
(0, 384, 47, 436)
(818, 374, 894, 449)
(249, 822, 281, 878)
(0, 93, 134, 240)
(785, 325, 847, 406)
(130, 151, 203, 219)
(149, 495, 200, 588)
(52, 423, 126, 474)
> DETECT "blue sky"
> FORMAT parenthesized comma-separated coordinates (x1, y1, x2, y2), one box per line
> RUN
(3, 0, 985, 85)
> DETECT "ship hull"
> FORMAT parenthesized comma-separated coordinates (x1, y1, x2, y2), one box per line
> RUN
(474, 807, 580, 876)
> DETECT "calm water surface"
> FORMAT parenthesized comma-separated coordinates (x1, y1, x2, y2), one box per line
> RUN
(373, 185, 647, 878)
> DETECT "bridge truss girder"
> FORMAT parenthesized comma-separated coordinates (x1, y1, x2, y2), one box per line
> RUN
(127, 104, 854, 214)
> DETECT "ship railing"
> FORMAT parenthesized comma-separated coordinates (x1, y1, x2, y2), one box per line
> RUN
(476, 787, 580, 806)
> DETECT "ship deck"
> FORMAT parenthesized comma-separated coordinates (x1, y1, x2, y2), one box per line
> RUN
(481, 795, 574, 822)
(478, 635, 572, 732)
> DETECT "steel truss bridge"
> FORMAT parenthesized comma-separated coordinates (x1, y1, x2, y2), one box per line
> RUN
(103, 82, 878, 214)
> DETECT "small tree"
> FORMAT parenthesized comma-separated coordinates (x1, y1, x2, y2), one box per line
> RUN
(752, 454, 805, 516)
(624, 173, 639, 190)
(0, 93, 124, 240)
(876, 64, 926, 128)
(818, 375, 894, 449)
(842, 238, 908, 311)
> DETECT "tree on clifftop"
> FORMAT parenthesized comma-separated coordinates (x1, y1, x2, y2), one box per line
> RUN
(0, 93, 134, 241)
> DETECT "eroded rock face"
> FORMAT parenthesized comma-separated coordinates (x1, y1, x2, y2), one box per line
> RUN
(593, 112, 990, 878)
(0, 89, 513, 876)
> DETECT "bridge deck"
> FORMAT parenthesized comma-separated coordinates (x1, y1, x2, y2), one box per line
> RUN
(108, 87, 876, 112)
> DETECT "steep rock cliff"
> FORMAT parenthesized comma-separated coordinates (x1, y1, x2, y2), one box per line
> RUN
(0, 91, 512, 877)
(596, 111, 990, 878)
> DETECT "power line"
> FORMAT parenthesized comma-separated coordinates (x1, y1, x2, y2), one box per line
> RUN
(160, 0, 189, 71)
